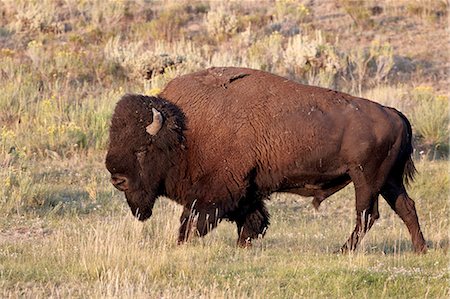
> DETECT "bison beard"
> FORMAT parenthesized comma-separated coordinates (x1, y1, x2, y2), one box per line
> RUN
(106, 67, 427, 253)
(124, 189, 155, 221)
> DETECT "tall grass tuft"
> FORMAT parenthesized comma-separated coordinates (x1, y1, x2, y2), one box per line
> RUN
(410, 87, 449, 158)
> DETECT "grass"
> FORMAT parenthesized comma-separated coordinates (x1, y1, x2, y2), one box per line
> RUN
(0, 159, 448, 298)
(0, 0, 448, 297)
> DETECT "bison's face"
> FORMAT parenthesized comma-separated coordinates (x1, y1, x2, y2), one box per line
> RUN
(106, 145, 158, 221)
(106, 95, 180, 221)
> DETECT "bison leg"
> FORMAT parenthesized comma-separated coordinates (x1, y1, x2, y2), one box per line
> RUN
(177, 207, 219, 244)
(313, 176, 352, 210)
(311, 180, 350, 210)
(340, 171, 380, 253)
(236, 201, 270, 247)
(340, 197, 379, 253)
(381, 179, 427, 253)
(178, 208, 194, 244)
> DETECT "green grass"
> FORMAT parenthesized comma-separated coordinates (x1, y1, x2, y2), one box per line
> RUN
(0, 159, 448, 298)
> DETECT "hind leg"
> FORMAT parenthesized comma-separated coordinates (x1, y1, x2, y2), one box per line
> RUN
(340, 171, 380, 253)
(381, 178, 427, 253)
(340, 196, 380, 253)
(311, 177, 352, 210)
(236, 200, 270, 247)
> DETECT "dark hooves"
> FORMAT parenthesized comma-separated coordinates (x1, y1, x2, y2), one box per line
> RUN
(237, 238, 252, 248)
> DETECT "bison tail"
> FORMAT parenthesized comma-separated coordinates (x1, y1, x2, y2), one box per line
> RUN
(404, 152, 417, 186)
(397, 111, 417, 186)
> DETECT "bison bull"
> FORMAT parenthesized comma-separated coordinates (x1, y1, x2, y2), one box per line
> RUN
(105, 67, 427, 253)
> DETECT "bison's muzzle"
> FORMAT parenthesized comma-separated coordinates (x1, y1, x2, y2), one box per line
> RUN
(134, 208, 152, 221)
(110, 174, 129, 192)
(124, 190, 156, 222)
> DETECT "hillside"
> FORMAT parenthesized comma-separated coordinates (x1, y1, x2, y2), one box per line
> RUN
(0, 0, 448, 159)
(0, 1, 448, 297)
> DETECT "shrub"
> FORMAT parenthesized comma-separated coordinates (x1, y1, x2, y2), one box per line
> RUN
(205, 3, 238, 42)
(86, 0, 128, 31)
(406, 0, 448, 22)
(284, 31, 342, 88)
(148, 4, 191, 42)
(369, 40, 394, 84)
(274, 0, 310, 24)
(6, 0, 60, 34)
(236, 11, 272, 33)
(247, 32, 283, 72)
(26, 40, 46, 69)
(53, 47, 93, 82)
(339, 0, 374, 28)
(345, 40, 394, 95)
(103, 36, 143, 79)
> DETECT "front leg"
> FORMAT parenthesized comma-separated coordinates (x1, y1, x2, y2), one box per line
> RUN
(178, 208, 193, 244)
(178, 207, 220, 244)
(236, 201, 270, 247)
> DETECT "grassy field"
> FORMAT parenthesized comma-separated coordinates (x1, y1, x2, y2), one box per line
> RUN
(0, 159, 448, 298)
(0, 0, 449, 298)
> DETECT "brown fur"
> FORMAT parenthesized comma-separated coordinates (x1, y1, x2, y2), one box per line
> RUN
(106, 67, 427, 253)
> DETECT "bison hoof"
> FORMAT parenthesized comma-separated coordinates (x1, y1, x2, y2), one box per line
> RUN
(414, 244, 428, 254)
(334, 244, 352, 254)
(312, 197, 323, 210)
(237, 238, 252, 248)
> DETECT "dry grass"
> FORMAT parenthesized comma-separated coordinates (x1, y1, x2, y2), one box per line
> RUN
(0, 159, 448, 298)
(0, 1, 448, 297)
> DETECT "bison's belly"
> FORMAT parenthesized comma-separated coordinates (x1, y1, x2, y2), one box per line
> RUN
(278, 173, 351, 199)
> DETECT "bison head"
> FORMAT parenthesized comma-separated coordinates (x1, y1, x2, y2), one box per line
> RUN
(105, 94, 186, 221)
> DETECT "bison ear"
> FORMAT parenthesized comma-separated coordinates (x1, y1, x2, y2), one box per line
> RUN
(146, 108, 163, 136)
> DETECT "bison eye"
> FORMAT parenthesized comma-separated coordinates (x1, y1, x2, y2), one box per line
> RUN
(136, 151, 146, 157)
(136, 149, 147, 165)
(134, 147, 148, 155)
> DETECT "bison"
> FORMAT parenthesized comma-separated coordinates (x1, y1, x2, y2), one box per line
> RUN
(105, 67, 427, 253)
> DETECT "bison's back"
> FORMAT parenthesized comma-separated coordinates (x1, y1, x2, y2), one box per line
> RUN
(160, 67, 404, 195)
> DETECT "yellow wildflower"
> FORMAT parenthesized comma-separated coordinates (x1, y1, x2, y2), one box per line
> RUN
(4, 176, 11, 188)
(146, 88, 162, 96)
(1, 127, 16, 141)
(414, 86, 433, 93)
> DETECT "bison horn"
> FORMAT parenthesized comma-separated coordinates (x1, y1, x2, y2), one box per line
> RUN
(146, 108, 163, 135)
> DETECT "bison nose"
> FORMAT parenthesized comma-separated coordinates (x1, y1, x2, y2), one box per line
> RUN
(111, 175, 129, 191)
